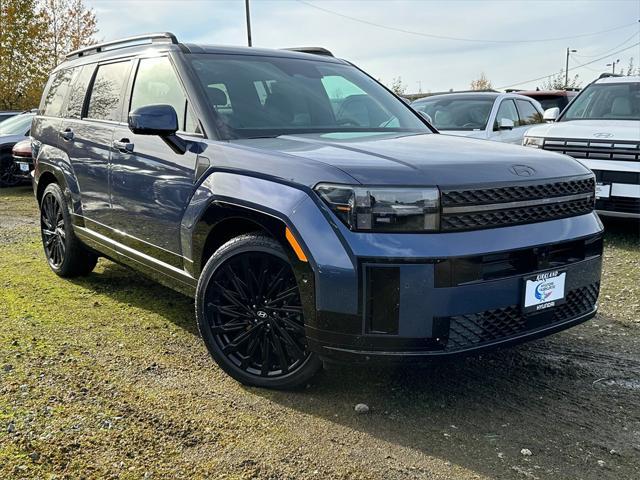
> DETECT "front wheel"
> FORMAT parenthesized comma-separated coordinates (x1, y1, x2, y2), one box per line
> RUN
(196, 234, 321, 389)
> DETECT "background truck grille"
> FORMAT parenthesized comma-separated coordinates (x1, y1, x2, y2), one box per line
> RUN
(440, 177, 595, 231)
(439, 283, 599, 351)
(596, 197, 640, 215)
(541, 138, 640, 162)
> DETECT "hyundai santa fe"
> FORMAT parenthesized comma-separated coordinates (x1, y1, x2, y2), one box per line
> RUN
(30, 33, 603, 388)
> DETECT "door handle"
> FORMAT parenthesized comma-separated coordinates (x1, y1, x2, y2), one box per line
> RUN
(59, 128, 74, 141)
(113, 139, 134, 153)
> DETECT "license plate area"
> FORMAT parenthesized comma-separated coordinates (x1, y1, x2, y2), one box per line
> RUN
(17, 162, 29, 172)
(523, 270, 566, 315)
(595, 183, 610, 199)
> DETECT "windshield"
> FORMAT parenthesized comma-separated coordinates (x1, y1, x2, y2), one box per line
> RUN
(0, 113, 33, 136)
(189, 54, 429, 139)
(561, 82, 640, 121)
(412, 97, 494, 130)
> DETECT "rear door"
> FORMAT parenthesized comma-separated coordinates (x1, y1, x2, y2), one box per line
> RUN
(59, 60, 132, 232)
(109, 56, 201, 267)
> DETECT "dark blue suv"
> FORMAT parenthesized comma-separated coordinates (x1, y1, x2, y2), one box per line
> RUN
(31, 33, 603, 388)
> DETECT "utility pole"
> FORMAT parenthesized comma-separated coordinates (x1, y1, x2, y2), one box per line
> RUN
(606, 59, 620, 74)
(245, 0, 252, 47)
(565, 47, 577, 88)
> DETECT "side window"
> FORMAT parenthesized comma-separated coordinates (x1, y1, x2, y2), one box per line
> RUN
(516, 99, 542, 126)
(130, 57, 197, 133)
(66, 65, 95, 119)
(494, 99, 519, 130)
(42, 69, 73, 117)
(86, 61, 131, 121)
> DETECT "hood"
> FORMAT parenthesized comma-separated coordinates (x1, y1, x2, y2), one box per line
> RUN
(525, 119, 640, 143)
(0, 133, 26, 147)
(231, 132, 591, 187)
(439, 130, 486, 139)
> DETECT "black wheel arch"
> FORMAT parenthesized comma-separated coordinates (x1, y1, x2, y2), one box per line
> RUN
(192, 201, 317, 327)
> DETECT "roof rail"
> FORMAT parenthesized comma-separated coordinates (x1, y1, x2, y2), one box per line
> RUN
(598, 72, 623, 79)
(284, 47, 334, 57)
(66, 32, 179, 60)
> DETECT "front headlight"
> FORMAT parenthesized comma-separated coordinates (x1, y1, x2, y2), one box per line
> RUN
(315, 184, 440, 232)
(523, 136, 544, 148)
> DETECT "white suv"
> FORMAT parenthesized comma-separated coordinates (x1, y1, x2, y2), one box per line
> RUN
(523, 75, 639, 218)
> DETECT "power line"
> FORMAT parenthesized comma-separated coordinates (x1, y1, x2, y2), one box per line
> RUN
(496, 41, 640, 89)
(296, 0, 639, 44)
(573, 30, 640, 58)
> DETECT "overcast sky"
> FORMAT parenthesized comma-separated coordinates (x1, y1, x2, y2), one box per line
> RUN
(87, 0, 640, 93)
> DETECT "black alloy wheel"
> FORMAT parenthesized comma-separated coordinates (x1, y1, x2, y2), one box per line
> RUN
(41, 190, 66, 268)
(196, 234, 321, 388)
(39, 183, 97, 277)
(0, 158, 21, 187)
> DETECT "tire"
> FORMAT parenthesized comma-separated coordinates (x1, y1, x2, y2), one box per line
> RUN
(40, 183, 98, 277)
(0, 152, 21, 188)
(196, 233, 322, 389)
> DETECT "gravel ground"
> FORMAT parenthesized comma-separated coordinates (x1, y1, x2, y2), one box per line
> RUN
(1, 186, 639, 479)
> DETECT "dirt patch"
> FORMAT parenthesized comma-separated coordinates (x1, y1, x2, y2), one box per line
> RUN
(1, 186, 639, 479)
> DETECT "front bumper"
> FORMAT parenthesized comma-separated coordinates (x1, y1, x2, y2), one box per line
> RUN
(293, 205, 604, 363)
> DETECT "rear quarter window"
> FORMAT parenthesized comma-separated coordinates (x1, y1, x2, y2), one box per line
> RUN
(42, 69, 73, 117)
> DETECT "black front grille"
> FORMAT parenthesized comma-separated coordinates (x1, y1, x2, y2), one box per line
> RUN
(442, 177, 595, 207)
(542, 138, 640, 162)
(596, 196, 640, 215)
(440, 283, 599, 351)
(441, 196, 594, 231)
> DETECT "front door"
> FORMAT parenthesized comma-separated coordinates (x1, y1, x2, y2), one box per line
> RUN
(109, 56, 201, 266)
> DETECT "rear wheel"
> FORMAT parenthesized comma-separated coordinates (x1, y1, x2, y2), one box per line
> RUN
(40, 183, 98, 277)
(196, 234, 321, 389)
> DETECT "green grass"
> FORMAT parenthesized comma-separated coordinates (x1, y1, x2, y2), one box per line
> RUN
(1, 186, 639, 479)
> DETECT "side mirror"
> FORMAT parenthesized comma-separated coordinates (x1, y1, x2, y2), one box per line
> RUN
(128, 104, 186, 154)
(543, 107, 560, 122)
(418, 110, 433, 124)
(498, 118, 514, 130)
(129, 104, 179, 136)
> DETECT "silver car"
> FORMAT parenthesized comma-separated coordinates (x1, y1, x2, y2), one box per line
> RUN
(412, 92, 544, 144)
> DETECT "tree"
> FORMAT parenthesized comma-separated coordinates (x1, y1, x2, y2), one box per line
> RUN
(0, 0, 49, 109)
(541, 69, 581, 90)
(41, 0, 98, 69)
(0, 0, 98, 110)
(389, 76, 407, 96)
(470, 73, 492, 91)
(625, 57, 639, 76)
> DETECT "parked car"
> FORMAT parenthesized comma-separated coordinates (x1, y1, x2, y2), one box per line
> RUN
(0, 111, 35, 187)
(12, 138, 33, 183)
(524, 75, 639, 218)
(0, 111, 20, 123)
(411, 92, 544, 144)
(509, 89, 579, 112)
(31, 33, 602, 389)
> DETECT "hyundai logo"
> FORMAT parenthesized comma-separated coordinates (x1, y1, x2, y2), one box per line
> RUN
(509, 165, 536, 177)
(593, 132, 613, 138)
(256, 311, 268, 318)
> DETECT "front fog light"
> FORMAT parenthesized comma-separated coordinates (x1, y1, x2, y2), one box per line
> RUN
(315, 184, 440, 232)
(523, 136, 544, 148)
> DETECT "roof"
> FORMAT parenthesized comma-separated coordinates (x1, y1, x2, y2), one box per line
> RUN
(594, 75, 640, 84)
(60, 32, 346, 70)
(515, 90, 578, 96)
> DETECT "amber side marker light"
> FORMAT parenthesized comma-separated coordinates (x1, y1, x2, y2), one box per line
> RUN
(285, 227, 308, 262)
